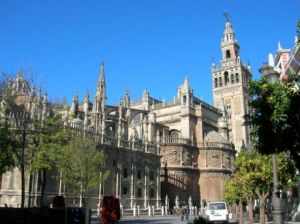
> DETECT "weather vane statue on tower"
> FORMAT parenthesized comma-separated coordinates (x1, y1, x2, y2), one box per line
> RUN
(223, 12, 231, 22)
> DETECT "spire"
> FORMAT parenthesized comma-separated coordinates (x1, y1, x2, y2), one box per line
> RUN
(278, 41, 282, 51)
(221, 17, 240, 62)
(268, 53, 275, 67)
(125, 89, 130, 107)
(99, 62, 106, 111)
(93, 62, 106, 112)
(84, 90, 90, 114)
(222, 21, 235, 43)
(183, 75, 190, 88)
(84, 89, 90, 103)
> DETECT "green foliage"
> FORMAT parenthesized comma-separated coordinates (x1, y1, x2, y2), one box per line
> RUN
(0, 127, 15, 173)
(223, 176, 243, 204)
(223, 150, 295, 204)
(59, 135, 109, 205)
(30, 116, 68, 172)
(245, 77, 300, 170)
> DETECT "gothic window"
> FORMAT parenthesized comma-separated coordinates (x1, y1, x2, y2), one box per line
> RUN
(231, 74, 234, 84)
(183, 95, 187, 105)
(224, 72, 229, 85)
(214, 78, 218, 88)
(235, 73, 239, 83)
(150, 189, 155, 198)
(150, 171, 154, 181)
(123, 168, 128, 178)
(219, 77, 223, 87)
(226, 50, 231, 59)
(137, 170, 142, 179)
(137, 188, 142, 198)
(122, 187, 128, 195)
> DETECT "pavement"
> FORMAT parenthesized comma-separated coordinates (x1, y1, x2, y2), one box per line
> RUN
(91, 214, 300, 224)
(91, 214, 236, 224)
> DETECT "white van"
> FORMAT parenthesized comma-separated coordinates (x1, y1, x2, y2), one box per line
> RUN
(205, 201, 229, 223)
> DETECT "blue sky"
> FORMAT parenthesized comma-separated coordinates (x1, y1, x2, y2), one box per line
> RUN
(1, 0, 299, 105)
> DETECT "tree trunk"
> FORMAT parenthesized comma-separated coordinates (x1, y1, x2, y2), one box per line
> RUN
(255, 188, 269, 224)
(248, 197, 254, 224)
(259, 203, 265, 224)
(239, 198, 244, 224)
(39, 169, 47, 207)
(21, 162, 25, 208)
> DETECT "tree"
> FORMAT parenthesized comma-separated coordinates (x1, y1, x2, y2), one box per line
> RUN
(223, 176, 245, 224)
(225, 150, 295, 224)
(2, 90, 32, 208)
(59, 135, 109, 207)
(29, 115, 69, 207)
(0, 126, 15, 173)
(245, 76, 300, 170)
(0, 76, 15, 173)
(0, 72, 43, 208)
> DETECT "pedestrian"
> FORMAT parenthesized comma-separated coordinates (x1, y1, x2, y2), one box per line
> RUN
(185, 206, 189, 221)
(180, 207, 184, 222)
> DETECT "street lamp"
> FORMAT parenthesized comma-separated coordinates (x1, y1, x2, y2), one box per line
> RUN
(272, 154, 283, 224)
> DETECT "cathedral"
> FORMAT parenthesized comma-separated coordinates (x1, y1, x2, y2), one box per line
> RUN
(0, 20, 251, 209)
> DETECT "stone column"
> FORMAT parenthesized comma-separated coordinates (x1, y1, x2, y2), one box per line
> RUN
(116, 163, 120, 197)
(156, 167, 161, 208)
(130, 163, 135, 208)
(144, 166, 149, 208)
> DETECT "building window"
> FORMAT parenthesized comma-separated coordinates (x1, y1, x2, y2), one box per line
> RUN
(226, 50, 231, 59)
(137, 170, 142, 179)
(224, 72, 229, 85)
(137, 188, 142, 197)
(122, 187, 128, 195)
(150, 171, 154, 181)
(214, 78, 218, 88)
(219, 77, 222, 87)
(231, 74, 234, 84)
(235, 73, 239, 83)
(113, 160, 117, 167)
(183, 95, 187, 105)
(123, 168, 128, 178)
(150, 189, 155, 198)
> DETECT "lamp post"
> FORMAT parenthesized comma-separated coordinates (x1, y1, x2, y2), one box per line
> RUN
(272, 154, 283, 224)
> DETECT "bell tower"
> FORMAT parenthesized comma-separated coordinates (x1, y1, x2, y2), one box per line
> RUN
(211, 17, 252, 152)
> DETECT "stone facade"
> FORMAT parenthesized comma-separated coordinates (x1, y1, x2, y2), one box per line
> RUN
(0, 21, 251, 209)
(211, 21, 252, 152)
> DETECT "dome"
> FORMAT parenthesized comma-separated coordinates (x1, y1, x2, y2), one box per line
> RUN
(204, 130, 229, 144)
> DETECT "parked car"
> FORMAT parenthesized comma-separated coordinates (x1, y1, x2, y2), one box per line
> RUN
(205, 201, 229, 223)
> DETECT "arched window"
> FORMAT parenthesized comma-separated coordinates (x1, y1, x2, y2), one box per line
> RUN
(231, 74, 234, 84)
(169, 130, 180, 143)
(150, 189, 155, 198)
(219, 77, 223, 87)
(226, 50, 231, 59)
(214, 78, 218, 88)
(137, 188, 142, 198)
(224, 72, 229, 85)
(235, 73, 239, 83)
